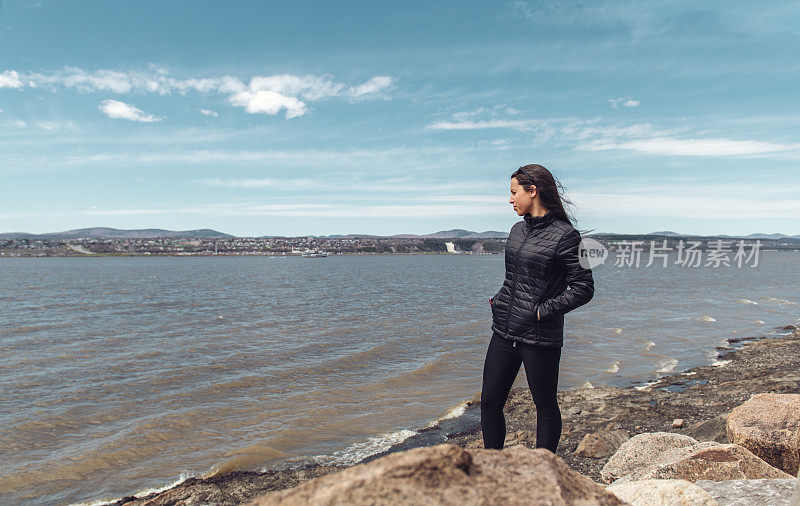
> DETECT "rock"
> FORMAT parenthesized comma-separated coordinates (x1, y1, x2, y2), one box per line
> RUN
(727, 392, 800, 476)
(601, 432, 699, 483)
(690, 414, 729, 443)
(695, 478, 798, 505)
(576, 429, 630, 459)
(606, 478, 716, 505)
(248, 443, 625, 505)
(672, 418, 685, 429)
(505, 429, 535, 446)
(463, 430, 534, 449)
(605, 435, 793, 484)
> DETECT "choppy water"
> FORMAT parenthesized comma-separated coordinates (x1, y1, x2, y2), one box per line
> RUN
(1, 252, 798, 504)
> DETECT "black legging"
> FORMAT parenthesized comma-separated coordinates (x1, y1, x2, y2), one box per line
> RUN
(480, 333, 562, 452)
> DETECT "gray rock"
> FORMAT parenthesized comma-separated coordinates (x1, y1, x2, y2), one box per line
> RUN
(607, 479, 716, 505)
(695, 478, 797, 505)
(601, 432, 699, 483)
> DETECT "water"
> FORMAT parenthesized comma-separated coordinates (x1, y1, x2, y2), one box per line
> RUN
(1, 252, 798, 504)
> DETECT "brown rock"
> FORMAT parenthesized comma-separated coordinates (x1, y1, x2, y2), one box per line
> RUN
(727, 392, 800, 476)
(606, 437, 793, 484)
(576, 429, 630, 459)
(248, 443, 624, 505)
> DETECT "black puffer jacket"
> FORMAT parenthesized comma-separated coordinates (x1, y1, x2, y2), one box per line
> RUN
(490, 211, 594, 348)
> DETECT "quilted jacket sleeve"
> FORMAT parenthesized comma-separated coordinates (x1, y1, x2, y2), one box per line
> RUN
(537, 228, 594, 320)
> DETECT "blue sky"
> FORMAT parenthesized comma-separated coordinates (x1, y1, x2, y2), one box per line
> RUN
(1, 0, 799, 237)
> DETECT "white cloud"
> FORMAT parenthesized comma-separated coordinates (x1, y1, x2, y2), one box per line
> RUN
(0, 70, 23, 89)
(349, 76, 393, 96)
(199, 109, 218, 117)
(228, 90, 307, 118)
(577, 136, 800, 157)
(3, 66, 394, 119)
(98, 99, 164, 123)
(609, 97, 640, 108)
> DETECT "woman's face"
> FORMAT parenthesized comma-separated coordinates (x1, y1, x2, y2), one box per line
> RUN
(509, 177, 536, 216)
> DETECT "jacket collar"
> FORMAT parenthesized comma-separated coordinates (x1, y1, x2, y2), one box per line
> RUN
(524, 210, 556, 229)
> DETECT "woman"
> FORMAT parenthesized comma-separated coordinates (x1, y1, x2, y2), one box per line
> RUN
(482, 164, 595, 453)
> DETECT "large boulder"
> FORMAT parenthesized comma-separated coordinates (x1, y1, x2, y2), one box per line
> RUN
(248, 443, 624, 505)
(602, 432, 793, 484)
(727, 392, 800, 476)
(601, 432, 698, 483)
(606, 479, 716, 505)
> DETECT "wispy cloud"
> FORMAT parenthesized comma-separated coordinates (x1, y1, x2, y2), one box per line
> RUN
(98, 100, 164, 123)
(426, 119, 533, 131)
(576, 136, 800, 157)
(349, 76, 393, 96)
(199, 109, 218, 117)
(5, 66, 394, 119)
(609, 97, 640, 108)
(196, 177, 498, 193)
(80, 201, 509, 218)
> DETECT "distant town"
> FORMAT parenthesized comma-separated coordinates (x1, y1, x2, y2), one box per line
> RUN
(1, 227, 799, 257)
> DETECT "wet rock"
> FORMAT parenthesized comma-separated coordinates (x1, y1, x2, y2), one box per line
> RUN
(695, 478, 798, 505)
(606, 478, 716, 505)
(114, 465, 345, 505)
(248, 443, 624, 505)
(727, 392, 800, 476)
(576, 429, 630, 459)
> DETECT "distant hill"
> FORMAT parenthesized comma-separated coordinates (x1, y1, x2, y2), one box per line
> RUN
(0, 227, 232, 240)
(4, 227, 798, 241)
(648, 230, 682, 237)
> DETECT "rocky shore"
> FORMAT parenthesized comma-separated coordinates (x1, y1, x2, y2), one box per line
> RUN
(110, 323, 800, 505)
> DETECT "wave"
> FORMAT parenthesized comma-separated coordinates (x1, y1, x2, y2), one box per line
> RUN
(645, 341, 655, 350)
(762, 297, 797, 305)
(656, 358, 678, 374)
(734, 299, 758, 305)
(604, 362, 620, 374)
(302, 428, 418, 467)
(698, 316, 716, 322)
(425, 402, 468, 428)
(634, 379, 661, 391)
(69, 471, 196, 506)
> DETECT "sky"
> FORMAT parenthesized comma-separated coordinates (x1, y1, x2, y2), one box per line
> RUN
(1, 0, 799, 237)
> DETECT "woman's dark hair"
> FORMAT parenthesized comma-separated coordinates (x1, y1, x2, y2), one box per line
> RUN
(512, 164, 584, 231)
